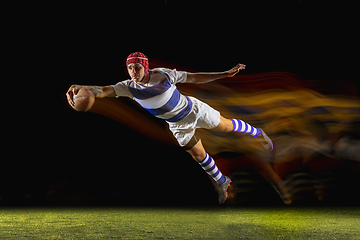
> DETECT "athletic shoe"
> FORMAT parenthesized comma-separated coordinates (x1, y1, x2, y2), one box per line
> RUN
(215, 176, 232, 204)
(256, 128, 273, 151)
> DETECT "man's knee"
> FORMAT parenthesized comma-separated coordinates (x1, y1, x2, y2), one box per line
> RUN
(214, 116, 233, 132)
(188, 150, 206, 162)
(185, 139, 206, 162)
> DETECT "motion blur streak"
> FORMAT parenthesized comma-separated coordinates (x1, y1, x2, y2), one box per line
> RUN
(88, 58, 359, 160)
(89, 97, 176, 146)
(88, 59, 359, 204)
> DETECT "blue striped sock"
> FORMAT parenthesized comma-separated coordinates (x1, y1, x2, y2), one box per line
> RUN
(198, 153, 225, 183)
(230, 119, 261, 137)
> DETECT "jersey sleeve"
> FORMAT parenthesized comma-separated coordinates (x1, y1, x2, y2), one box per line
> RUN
(155, 68, 188, 84)
(111, 80, 133, 98)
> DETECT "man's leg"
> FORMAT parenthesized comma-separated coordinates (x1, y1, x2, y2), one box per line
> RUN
(185, 138, 231, 204)
(186, 139, 225, 183)
(214, 116, 260, 135)
(213, 116, 290, 204)
(212, 116, 234, 132)
(214, 116, 273, 151)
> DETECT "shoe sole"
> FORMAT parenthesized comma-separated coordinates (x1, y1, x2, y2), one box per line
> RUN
(258, 128, 274, 151)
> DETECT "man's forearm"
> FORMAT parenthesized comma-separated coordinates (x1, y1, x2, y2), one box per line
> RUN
(73, 85, 115, 98)
(186, 64, 245, 84)
(186, 72, 228, 84)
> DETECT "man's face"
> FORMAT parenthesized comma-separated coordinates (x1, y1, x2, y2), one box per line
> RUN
(127, 63, 145, 82)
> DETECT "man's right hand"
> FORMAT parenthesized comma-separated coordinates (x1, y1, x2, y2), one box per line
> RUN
(66, 84, 81, 106)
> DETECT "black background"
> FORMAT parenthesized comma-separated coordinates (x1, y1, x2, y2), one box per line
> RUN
(4, 0, 358, 205)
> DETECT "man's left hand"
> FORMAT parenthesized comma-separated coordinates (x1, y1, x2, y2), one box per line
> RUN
(226, 63, 246, 77)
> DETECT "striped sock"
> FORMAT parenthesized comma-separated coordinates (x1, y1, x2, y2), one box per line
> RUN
(198, 153, 225, 183)
(230, 119, 261, 137)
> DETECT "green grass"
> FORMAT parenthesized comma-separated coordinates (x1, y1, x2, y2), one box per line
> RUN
(0, 206, 359, 239)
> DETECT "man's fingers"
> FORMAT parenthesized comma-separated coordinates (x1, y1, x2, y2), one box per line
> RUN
(66, 91, 75, 106)
(227, 64, 246, 77)
(67, 96, 74, 106)
(238, 64, 246, 70)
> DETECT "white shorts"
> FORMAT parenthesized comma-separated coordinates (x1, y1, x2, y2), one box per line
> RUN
(166, 97, 221, 147)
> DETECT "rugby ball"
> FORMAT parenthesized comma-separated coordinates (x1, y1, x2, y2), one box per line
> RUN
(72, 88, 95, 112)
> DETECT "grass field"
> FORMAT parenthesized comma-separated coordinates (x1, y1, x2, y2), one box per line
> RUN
(0, 206, 359, 239)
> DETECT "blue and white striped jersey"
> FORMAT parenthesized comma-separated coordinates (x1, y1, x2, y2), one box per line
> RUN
(111, 68, 192, 122)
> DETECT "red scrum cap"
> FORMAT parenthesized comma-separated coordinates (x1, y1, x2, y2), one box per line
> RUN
(126, 52, 149, 75)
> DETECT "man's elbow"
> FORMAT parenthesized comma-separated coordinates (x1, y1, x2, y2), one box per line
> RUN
(101, 86, 116, 98)
(185, 73, 196, 83)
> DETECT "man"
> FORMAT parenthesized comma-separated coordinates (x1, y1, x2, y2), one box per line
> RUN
(66, 52, 273, 204)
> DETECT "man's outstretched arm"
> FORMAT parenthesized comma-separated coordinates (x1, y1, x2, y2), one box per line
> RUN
(186, 63, 246, 84)
(66, 84, 116, 106)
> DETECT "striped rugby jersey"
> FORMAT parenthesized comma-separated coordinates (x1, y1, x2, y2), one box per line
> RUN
(111, 68, 192, 122)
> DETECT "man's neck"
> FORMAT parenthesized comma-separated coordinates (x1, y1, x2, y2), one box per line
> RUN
(135, 72, 150, 85)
